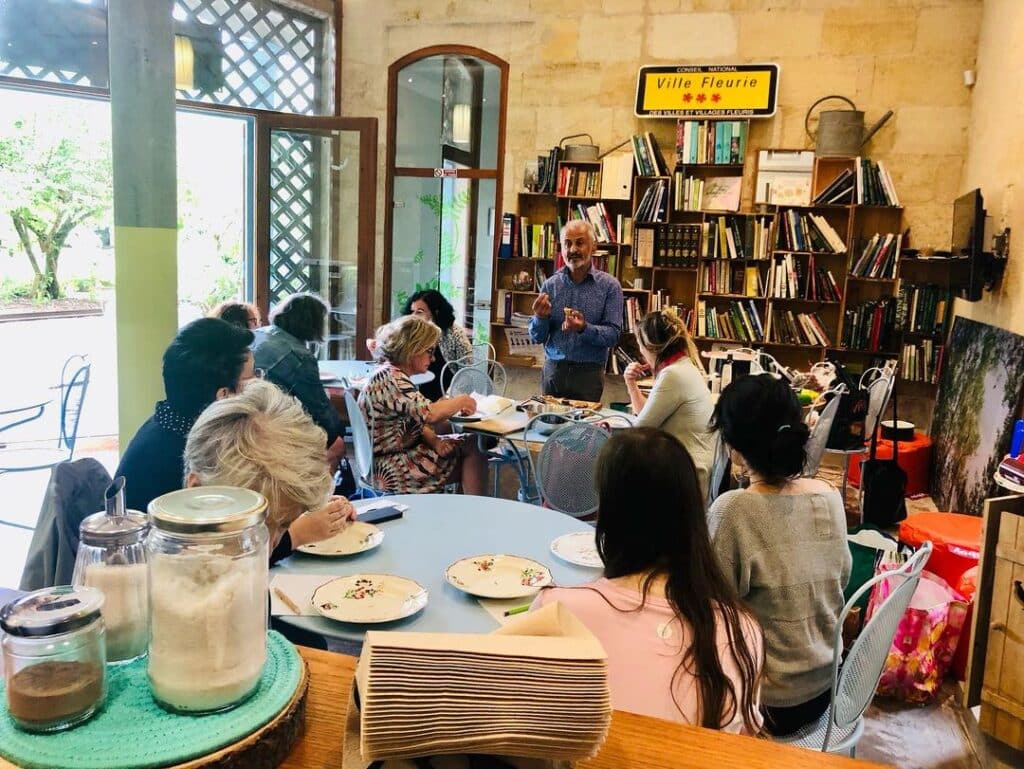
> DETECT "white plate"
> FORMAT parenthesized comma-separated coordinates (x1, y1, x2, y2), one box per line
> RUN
(312, 574, 428, 623)
(549, 531, 602, 569)
(296, 521, 384, 556)
(449, 413, 484, 423)
(319, 371, 339, 382)
(445, 554, 552, 599)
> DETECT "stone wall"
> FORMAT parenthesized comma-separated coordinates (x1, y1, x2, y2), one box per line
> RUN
(339, 0, 983, 325)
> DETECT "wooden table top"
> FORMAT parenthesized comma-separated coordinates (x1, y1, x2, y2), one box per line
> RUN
(0, 646, 889, 768)
(283, 647, 888, 769)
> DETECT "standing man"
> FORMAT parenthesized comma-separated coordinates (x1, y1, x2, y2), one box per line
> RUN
(529, 220, 624, 402)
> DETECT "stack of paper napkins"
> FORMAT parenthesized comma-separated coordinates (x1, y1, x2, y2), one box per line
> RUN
(471, 392, 516, 416)
(353, 603, 610, 762)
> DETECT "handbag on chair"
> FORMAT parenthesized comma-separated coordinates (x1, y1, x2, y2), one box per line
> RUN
(824, 359, 869, 450)
(859, 388, 907, 527)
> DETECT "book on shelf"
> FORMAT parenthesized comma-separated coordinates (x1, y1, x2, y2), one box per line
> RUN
(591, 249, 616, 274)
(697, 298, 763, 342)
(631, 132, 669, 177)
(841, 297, 897, 352)
(775, 209, 846, 253)
(634, 225, 655, 268)
(618, 215, 633, 245)
(754, 150, 814, 205)
(702, 176, 742, 212)
(700, 214, 774, 260)
(535, 146, 562, 194)
(633, 179, 669, 222)
(765, 307, 832, 346)
(568, 202, 617, 244)
(900, 339, 945, 384)
(855, 157, 900, 206)
(673, 171, 704, 212)
(499, 212, 515, 259)
(700, 259, 747, 294)
(557, 166, 601, 198)
(623, 294, 648, 334)
(510, 312, 532, 328)
(652, 223, 701, 268)
(496, 289, 512, 325)
(534, 263, 549, 292)
(505, 214, 557, 259)
(675, 119, 748, 165)
(895, 284, 952, 335)
(600, 152, 634, 200)
(812, 168, 855, 206)
(850, 231, 903, 278)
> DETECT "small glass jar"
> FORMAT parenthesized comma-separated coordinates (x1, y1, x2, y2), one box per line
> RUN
(72, 477, 150, 664)
(146, 486, 269, 714)
(1, 586, 107, 733)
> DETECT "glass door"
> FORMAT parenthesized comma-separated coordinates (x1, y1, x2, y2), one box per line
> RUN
(254, 115, 377, 360)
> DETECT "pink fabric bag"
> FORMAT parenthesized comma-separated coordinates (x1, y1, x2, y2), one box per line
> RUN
(866, 566, 969, 703)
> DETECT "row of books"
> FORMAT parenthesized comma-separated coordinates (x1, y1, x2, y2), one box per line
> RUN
(623, 295, 647, 334)
(809, 158, 900, 207)
(805, 257, 844, 302)
(675, 120, 748, 165)
(697, 299, 764, 343)
(900, 340, 945, 385)
(703, 215, 774, 261)
(567, 202, 622, 244)
(841, 297, 897, 352)
(849, 232, 903, 279)
(633, 223, 702, 268)
(672, 173, 741, 212)
(533, 146, 563, 194)
(631, 132, 671, 177)
(895, 284, 952, 335)
(508, 218, 558, 260)
(495, 290, 536, 326)
(766, 308, 832, 346)
(775, 209, 847, 253)
(701, 261, 759, 296)
(591, 250, 617, 275)
(556, 166, 601, 198)
(634, 179, 669, 222)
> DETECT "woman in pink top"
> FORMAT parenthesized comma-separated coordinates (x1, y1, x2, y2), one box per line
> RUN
(532, 428, 764, 733)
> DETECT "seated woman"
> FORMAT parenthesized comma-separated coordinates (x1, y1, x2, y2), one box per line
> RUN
(209, 300, 261, 331)
(251, 292, 344, 448)
(183, 380, 356, 561)
(403, 289, 473, 400)
(359, 315, 486, 495)
(707, 374, 851, 737)
(623, 308, 716, 499)
(532, 428, 763, 733)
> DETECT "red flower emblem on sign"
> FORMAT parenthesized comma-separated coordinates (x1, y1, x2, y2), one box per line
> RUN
(711, 93, 722, 103)
(695, 93, 707, 103)
(682, 92, 693, 103)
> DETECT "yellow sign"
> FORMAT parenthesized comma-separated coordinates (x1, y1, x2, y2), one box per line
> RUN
(635, 64, 779, 118)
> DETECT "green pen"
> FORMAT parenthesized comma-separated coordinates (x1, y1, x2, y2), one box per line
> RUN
(503, 605, 530, 617)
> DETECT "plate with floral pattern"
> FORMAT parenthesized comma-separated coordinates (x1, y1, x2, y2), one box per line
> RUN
(296, 521, 384, 556)
(549, 531, 602, 568)
(311, 574, 428, 623)
(444, 554, 552, 599)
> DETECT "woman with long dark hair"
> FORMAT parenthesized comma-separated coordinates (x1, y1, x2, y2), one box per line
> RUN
(532, 428, 763, 733)
(708, 374, 851, 736)
(402, 289, 473, 400)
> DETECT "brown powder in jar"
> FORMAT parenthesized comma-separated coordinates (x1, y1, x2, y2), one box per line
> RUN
(7, 661, 104, 726)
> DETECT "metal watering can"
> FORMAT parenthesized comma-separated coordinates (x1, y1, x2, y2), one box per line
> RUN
(805, 95, 893, 157)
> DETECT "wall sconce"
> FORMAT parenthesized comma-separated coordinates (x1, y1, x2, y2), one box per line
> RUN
(174, 35, 194, 90)
(452, 103, 471, 145)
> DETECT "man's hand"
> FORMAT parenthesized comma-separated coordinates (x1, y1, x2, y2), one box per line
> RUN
(561, 307, 586, 333)
(532, 292, 552, 318)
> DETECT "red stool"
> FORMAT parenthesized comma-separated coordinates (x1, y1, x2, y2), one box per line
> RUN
(899, 512, 982, 680)
(848, 430, 933, 496)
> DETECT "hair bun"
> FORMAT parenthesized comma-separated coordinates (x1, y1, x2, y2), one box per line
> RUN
(769, 421, 810, 478)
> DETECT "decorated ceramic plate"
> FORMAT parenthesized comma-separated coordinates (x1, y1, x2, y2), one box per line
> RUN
(549, 531, 602, 568)
(444, 554, 552, 599)
(311, 574, 428, 623)
(296, 521, 384, 556)
(448, 413, 484, 423)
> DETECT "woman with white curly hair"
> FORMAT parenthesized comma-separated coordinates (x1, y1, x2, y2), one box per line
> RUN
(184, 379, 356, 559)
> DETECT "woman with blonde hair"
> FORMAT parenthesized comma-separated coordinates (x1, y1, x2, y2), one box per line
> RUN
(360, 315, 487, 495)
(184, 379, 355, 557)
(624, 307, 716, 498)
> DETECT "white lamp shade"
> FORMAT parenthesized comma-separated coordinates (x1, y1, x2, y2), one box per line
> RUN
(452, 103, 471, 145)
(174, 35, 194, 91)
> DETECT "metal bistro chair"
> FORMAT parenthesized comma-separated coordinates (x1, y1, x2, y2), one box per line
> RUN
(446, 360, 507, 398)
(343, 389, 382, 499)
(0, 355, 91, 476)
(706, 433, 731, 508)
(802, 384, 845, 478)
(823, 367, 895, 506)
(777, 541, 932, 756)
(526, 411, 611, 518)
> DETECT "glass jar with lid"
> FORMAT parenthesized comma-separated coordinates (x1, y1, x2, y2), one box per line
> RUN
(72, 477, 149, 663)
(1, 586, 107, 732)
(146, 486, 268, 713)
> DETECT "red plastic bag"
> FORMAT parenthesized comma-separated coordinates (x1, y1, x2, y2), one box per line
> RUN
(866, 567, 969, 703)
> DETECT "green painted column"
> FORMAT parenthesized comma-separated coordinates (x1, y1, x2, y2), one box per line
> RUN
(108, 0, 178, 449)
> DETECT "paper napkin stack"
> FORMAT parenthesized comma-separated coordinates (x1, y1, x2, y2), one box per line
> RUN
(352, 603, 610, 763)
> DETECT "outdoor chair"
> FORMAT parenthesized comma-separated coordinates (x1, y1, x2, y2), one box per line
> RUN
(0, 355, 91, 476)
(776, 541, 932, 755)
(344, 389, 382, 499)
(802, 384, 845, 478)
(526, 412, 611, 518)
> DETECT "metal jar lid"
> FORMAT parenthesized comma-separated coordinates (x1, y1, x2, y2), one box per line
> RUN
(80, 510, 150, 546)
(148, 486, 267, 534)
(1, 586, 104, 638)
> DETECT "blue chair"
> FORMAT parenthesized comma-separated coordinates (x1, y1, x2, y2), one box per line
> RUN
(0, 355, 91, 475)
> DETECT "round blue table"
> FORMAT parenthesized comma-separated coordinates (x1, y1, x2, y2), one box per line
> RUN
(271, 494, 598, 641)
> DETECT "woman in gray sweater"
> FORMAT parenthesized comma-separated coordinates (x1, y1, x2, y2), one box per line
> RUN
(623, 308, 716, 499)
(706, 374, 851, 737)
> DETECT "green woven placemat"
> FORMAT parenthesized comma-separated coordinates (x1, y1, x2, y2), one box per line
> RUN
(0, 631, 301, 769)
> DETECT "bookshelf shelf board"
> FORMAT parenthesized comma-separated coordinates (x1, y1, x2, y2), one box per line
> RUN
(899, 256, 968, 264)
(694, 335, 767, 344)
(766, 297, 841, 305)
(674, 163, 745, 170)
(560, 159, 600, 165)
(901, 330, 948, 340)
(761, 341, 827, 349)
(557, 195, 605, 201)
(827, 347, 900, 357)
(499, 256, 554, 262)
(653, 266, 698, 272)
(772, 250, 846, 256)
(698, 293, 767, 301)
(701, 257, 771, 262)
(776, 203, 853, 211)
(846, 275, 897, 283)
(623, 288, 652, 294)
(519, 191, 557, 198)
(636, 175, 672, 180)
